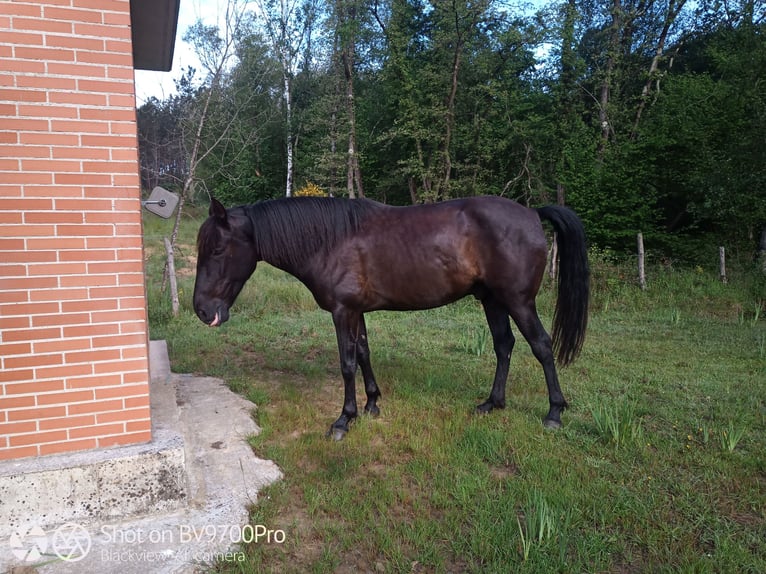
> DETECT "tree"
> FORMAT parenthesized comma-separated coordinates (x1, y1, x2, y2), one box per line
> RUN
(255, 0, 321, 196)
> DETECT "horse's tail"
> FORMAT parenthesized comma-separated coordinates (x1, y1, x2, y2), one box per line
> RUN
(536, 206, 590, 366)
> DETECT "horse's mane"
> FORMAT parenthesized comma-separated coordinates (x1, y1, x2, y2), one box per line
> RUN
(243, 197, 383, 269)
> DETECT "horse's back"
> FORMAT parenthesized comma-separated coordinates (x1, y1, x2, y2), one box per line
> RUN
(317, 196, 547, 311)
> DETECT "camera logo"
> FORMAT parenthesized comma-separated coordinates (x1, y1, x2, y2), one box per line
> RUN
(8, 523, 91, 563)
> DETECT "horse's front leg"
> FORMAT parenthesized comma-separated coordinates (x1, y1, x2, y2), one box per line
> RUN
(357, 314, 381, 417)
(328, 309, 361, 441)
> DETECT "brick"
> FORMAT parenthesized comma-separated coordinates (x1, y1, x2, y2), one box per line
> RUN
(1, 31, 44, 46)
(3, 377, 63, 393)
(59, 248, 116, 262)
(47, 61, 106, 78)
(75, 23, 131, 40)
(95, 383, 148, 400)
(69, 423, 125, 440)
(18, 103, 79, 119)
(23, 185, 82, 197)
(30, 287, 89, 302)
(32, 312, 91, 328)
(14, 47, 75, 62)
(0, 118, 50, 131)
(0, 395, 36, 410)
(62, 324, 121, 342)
(0, 342, 32, 356)
(97, 408, 147, 424)
(120, 322, 148, 336)
(0, 131, 19, 143)
(28, 262, 87, 276)
(66, 373, 121, 389)
(61, 299, 117, 314)
(0, 211, 22, 224)
(77, 50, 131, 66)
(0, 88, 47, 102)
(0, 144, 51, 158)
(103, 11, 131, 26)
(0, 221, 55, 235)
(124, 395, 150, 409)
(11, 430, 68, 447)
(125, 417, 151, 432)
(38, 413, 95, 429)
(0, 421, 37, 436)
(0, 238, 25, 250)
(16, 75, 77, 90)
(34, 337, 90, 354)
(74, 0, 129, 12)
(39, 438, 97, 456)
(98, 430, 150, 448)
(93, 358, 147, 375)
(79, 107, 133, 121)
(0, 302, 59, 317)
(19, 131, 78, 146)
(0, 316, 31, 331)
(44, 6, 105, 24)
(1, 327, 61, 343)
(53, 146, 111, 160)
(91, 309, 145, 324)
(48, 91, 107, 106)
(65, 348, 120, 365)
(26, 237, 85, 250)
(35, 363, 92, 381)
(0, 59, 46, 74)
(45, 34, 104, 51)
(122, 371, 149, 385)
(0, 446, 39, 460)
(80, 134, 135, 148)
(50, 119, 109, 134)
(4, 353, 63, 371)
(0, 4, 42, 18)
(8, 405, 66, 422)
(67, 398, 123, 415)
(0, 276, 57, 291)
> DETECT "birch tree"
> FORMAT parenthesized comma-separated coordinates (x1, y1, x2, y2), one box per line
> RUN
(255, 0, 320, 196)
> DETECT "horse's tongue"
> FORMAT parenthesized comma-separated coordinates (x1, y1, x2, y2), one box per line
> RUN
(209, 312, 220, 327)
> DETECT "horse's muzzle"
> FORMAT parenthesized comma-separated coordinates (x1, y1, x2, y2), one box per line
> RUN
(195, 303, 229, 327)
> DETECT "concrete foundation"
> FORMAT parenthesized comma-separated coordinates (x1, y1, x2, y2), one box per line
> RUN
(0, 341, 282, 573)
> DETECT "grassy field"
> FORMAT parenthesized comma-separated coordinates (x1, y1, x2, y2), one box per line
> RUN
(145, 212, 765, 573)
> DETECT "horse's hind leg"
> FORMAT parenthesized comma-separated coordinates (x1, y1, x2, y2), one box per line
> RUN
(357, 315, 381, 416)
(507, 300, 568, 428)
(476, 296, 515, 414)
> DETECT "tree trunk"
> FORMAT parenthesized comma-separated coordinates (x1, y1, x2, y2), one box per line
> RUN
(283, 69, 294, 197)
(599, 0, 622, 153)
(632, 0, 686, 138)
(341, 23, 364, 198)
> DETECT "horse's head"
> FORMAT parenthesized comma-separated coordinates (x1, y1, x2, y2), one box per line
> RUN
(193, 198, 258, 327)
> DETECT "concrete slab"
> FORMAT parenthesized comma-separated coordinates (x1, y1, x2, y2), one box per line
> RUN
(0, 341, 282, 573)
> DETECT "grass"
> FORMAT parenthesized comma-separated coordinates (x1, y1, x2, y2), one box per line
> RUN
(144, 213, 766, 573)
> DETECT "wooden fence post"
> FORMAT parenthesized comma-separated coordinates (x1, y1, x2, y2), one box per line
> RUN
(164, 237, 180, 316)
(637, 232, 646, 290)
(548, 232, 558, 281)
(719, 246, 727, 284)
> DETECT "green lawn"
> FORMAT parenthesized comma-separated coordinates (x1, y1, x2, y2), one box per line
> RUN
(145, 213, 765, 573)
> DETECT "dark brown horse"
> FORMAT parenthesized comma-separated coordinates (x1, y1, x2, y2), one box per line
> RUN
(193, 196, 589, 440)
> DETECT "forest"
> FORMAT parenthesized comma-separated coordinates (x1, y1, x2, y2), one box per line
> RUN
(137, 0, 766, 261)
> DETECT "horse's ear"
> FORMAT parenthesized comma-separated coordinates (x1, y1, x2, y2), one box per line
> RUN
(209, 198, 228, 225)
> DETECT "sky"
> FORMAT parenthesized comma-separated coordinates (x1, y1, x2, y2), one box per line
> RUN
(133, 0, 220, 105)
(133, 0, 548, 106)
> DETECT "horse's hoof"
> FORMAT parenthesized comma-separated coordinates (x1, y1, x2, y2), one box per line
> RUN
(327, 427, 347, 441)
(364, 404, 380, 417)
(475, 400, 502, 414)
(543, 418, 562, 430)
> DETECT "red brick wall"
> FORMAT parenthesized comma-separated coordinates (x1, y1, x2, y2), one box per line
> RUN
(0, 0, 152, 460)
